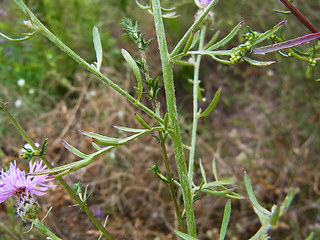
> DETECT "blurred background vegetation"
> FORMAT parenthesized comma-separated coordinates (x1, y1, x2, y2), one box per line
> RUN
(0, 0, 319, 239)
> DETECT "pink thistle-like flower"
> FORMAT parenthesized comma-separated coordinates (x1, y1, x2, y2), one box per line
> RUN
(0, 161, 56, 203)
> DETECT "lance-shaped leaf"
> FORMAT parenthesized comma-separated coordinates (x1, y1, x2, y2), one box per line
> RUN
(251, 21, 286, 46)
(183, 31, 196, 54)
(189, 30, 201, 50)
(135, 113, 151, 129)
(199, 159, 207, 183)
(80, 129, 149, 146)
(244, 171, 271, 225)
(122, 49, 143, 102)
(252, 32, 320, 55)
(212, 159, 219, 181)
(243, 56, 276, 66)
(175, 231, 199, 240)
(187, 50, 233, 64)
(93, 26, 102, 71)
(114, 125, 146, 133)
(207, 21, 245, 51)
(199, 188, 236, 197)
(203, 30, 220, 50)
(269, 206, 280, 226)
(192, 179, 235, 194)
(60, 140, 88, 158)
(198, 88, 221, 118)
(219, 200, 231, 240)
(280, 188, 295, 215)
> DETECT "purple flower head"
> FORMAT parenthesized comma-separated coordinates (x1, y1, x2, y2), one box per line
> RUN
(0, 161, 56, 203)
(195, 0, 212, 8)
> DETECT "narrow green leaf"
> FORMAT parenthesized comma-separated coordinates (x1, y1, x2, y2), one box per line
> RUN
(219, 200, 231, 240)
(121, 49, 143, 102)
(273, 9, 291, 14)
(212, 159, 219, 181)
(114, 125, 146, 133)
(60, 140, 88, 158)
(198, 88, 221, 118)
(80, 129, 149, 146)
(305, 232, 315, 240)
(208, 21, 245, 50)
(199, 159, 207, 184)
(269, 206, 280, 226)
(163, 112, 169, 128)
(91, 142, 103, 150)
(93, 26, 102, 71)
(244, 171, 271, 225)
(200, 188, 234, 196)
(202, 179, 235, 188)
(280, 188, 295, 215)
(183, 31, 195, 54)
(189, 30, 201, 50)
(135, 113, 151, 129)
(174, 59, 195, 66)
(251, 21, 286, 46)
(81, 130, 124, 146)
(243, 56, 275, 66)
(175, 231, 199, 240)
(135, 0, 150, 10)
(203, 30, 220, 50)
(197, 85, 205, 103)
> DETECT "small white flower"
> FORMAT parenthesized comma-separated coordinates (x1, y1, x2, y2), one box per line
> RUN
(14, 99, 22, 108)
(28, 88, 35, 94)
(17, 79, 25, 87)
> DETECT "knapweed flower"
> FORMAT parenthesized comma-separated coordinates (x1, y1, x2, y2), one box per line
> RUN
(0, 161, 56, 204)
(195, 0, 212, 8)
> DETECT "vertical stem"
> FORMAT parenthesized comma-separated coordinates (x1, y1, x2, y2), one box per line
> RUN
(158, 131, 185, 232)
(188, 26, 206, 184)
(151, 0, 197, 237)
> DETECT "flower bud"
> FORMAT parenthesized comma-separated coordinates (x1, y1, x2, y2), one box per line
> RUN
(194, 0, 212, 8)
(16, 194, 40, 222)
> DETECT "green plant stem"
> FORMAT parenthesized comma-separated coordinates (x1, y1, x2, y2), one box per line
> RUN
(0, 101, 114, 240)
(170, 0, 219, 57)
(158, 130, 185, 232)
(32, 218, 62, 240)
(151, 0, 196, 237)
(12, 0, 163, 126)
(188, 26, 206, 184)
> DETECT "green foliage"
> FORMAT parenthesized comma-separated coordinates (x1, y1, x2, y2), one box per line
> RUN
(0, 0, 118, 100)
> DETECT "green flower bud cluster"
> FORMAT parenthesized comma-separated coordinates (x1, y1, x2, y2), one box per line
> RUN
(230, 31, 261, 63)
(230, 41, 252, 63)
(308, 58, 317, 67)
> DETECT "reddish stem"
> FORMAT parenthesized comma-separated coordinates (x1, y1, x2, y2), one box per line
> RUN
(280, 0, 319, 33)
